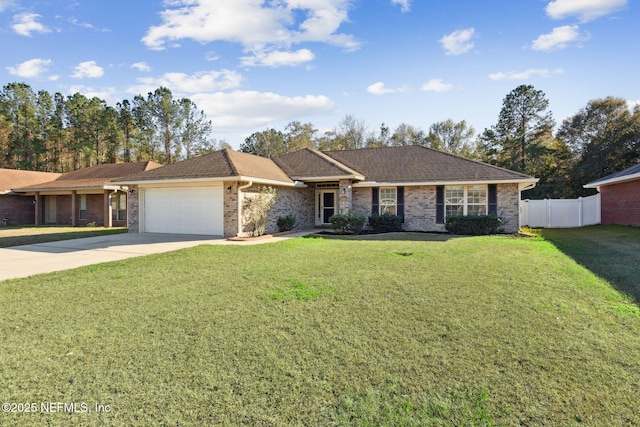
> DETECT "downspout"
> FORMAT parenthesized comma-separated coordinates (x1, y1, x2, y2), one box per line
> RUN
(237, 181, 253, 236)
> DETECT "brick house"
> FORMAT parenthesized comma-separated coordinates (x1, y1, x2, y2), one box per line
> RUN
(11, 162, 161, 227)
(115, 146, 537, 236)
(584, 164, 640, 226)
(1, 169, 61, 226)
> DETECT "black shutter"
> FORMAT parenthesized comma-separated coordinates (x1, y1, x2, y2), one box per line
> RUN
(397, 187, 404, 221)
(436, 186, 444, 224)
(371, 188, 379, 215)
(488, 184, 497, 215)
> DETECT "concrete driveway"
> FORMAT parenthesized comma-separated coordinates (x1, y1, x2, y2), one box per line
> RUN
(0, 231, 312, 281)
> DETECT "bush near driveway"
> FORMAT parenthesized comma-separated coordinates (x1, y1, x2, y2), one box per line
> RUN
(0, 230, 639, 426)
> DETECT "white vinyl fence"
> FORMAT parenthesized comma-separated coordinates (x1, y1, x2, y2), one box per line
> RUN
(519, 194, 601, 228)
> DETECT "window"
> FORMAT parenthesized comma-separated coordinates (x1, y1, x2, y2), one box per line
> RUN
(79, 195, 87, 220)
(379, 187, 397, 215)
(111, 193, 127, 221)
(445, 185, 487, 217)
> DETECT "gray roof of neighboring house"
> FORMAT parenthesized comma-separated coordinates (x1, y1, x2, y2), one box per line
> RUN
(113, 149, 294, 184)
(0, 169, 61, 194)
(318, 145, 534, 183)
(584, 163, 640, 188)
(13, 162, 162, 192)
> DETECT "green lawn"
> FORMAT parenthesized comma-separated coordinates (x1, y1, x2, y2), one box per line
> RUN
(0, 226, 127, 248)
(1, 228, 639, 426)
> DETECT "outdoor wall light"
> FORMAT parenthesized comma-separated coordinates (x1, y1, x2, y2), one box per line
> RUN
(226, 185, 232, 194)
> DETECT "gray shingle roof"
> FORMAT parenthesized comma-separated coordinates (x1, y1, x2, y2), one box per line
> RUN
(274, 148, 363, 180)
(322, 146, 534, 183)
(585, 163, 640, 187)
(0, 169, 61, 192)
(113, 149, 293, 184)
(13, 162, 161, 192)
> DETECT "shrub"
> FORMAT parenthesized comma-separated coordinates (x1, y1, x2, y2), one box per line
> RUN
(329, 212, 366, 235)
(368, 213, 403, 232)
(276, 214, 297, 232)
(242, 186, 277, 236)
(445, 215, 502, 235)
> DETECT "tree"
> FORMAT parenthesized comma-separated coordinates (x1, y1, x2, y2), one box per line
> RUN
(147, 87, 181, 164)
(284, 121, 317, 153)
(177, 98, 213, 160)
(389, 123, 427, 146)
(557, 97, 640, 196)
(240, 129, 286, 158)
(116, 100, 135, 162)
(242, 186, 277, 236)
(338, 114, 367, 150)
(0, 82, 39, 169)
(426, 119, 475, 157)
(479, 85, 554, 173)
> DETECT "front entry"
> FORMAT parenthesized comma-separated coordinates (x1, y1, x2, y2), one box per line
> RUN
(316, 190, 337, 225)
(45, 195, 57, 224)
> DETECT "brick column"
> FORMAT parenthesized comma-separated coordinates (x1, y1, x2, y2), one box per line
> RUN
(71, 191, 77, 226)
(338, 179, 353, 214)
(34, 192, 41, 226)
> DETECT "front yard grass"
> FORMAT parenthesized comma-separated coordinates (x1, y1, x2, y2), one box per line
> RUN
(0, 226, 127, 248)
(1, 229, 639, 426)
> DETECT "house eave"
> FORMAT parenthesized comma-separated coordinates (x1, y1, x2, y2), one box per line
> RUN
(292, 174, 365, 182)
(352, 178, 538, 187)
(584, 172, 640, 189)
(11, 185, 126, 193)
(117, 176, 301, 187)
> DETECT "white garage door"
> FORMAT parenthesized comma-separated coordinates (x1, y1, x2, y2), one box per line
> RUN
(143, 186, 224, 235)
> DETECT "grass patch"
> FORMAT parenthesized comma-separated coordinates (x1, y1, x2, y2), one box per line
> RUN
(0, 226, 127, 248)
(1, 232, 639, 425)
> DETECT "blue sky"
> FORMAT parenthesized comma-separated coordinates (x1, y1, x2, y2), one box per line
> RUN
(1, 0, 637, 148)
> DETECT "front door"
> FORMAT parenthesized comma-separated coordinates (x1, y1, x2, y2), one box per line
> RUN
(316, 190, 337, 225)
(45, 195, 57, 224)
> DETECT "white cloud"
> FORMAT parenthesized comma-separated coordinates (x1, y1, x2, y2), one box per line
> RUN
(489, 68, 564, 81)
(627, 100, 640, 110)
(71, 61, 105, 78)
(11, 13, 51, 36)
(128, 70, 243, 95)
(131, 62, 151, 72)
(391, 0, 411, 13)
(546, 0, 627, 22)
(367, 82, 395, 95)
(141, 0, 359, 61)
(421, 79, 454, 93)
(439, 28, 475, 56)
(67, 85, 117, 103)
(190, 90, 334, 131)
(532, 25, 589, 51)
(241, 49, 315, 67)
(0, 0, 17, 13)
(6, 58, 52, 78)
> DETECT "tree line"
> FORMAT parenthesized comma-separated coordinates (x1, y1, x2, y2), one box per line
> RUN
(241, 85, 640, 199)
(0, 82, 220, 172)
(2, 81, 638, 199)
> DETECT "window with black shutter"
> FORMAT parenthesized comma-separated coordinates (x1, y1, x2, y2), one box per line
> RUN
(436, 186, 444, 223)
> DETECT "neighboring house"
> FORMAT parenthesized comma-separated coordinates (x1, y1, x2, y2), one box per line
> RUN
(0, 169, 62, 226)
(115, 146, 537, 236)
(584, 163, 640, 226)
(12, 162, 161, 227)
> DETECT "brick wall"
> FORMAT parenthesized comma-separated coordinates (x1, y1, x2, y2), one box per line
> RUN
(601, 180, 640, 226)
(265, 186, 314, 234)
(352, 184, 521, 233)
(127, 187, 140, 232)
(0, 195, 35, 225)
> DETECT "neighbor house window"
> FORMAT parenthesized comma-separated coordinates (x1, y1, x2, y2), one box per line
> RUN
(79, 194, 87, 220)
(111, 193, 127, 221)
(379, 187, 397, 215)
(445, 185, 487, 217)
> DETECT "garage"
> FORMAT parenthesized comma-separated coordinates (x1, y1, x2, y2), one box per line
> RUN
(142, 186, 224, 235)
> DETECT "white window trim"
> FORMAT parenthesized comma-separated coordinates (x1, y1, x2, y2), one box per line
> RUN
(379, 187, 397, 215)
(445, 185, 488, 217)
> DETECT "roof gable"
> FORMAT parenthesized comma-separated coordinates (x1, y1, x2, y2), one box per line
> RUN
(274, 148, 363, 180)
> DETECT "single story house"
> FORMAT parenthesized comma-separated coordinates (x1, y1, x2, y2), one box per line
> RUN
(115, 146, 537, 236)
(12, 162, 161, 227)
(584, 163, 640, 226)
(1, 169, 62, 226)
